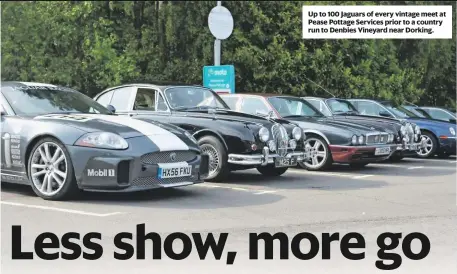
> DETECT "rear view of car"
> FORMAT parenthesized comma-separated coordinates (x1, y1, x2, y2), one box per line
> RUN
(0, 82, 209, 200)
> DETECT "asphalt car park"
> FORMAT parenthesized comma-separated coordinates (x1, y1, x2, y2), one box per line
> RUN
(1, 156, 456, 273)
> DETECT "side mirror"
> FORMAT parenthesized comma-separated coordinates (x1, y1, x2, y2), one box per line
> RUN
(106, 105, 116, 113)
(379, 110, 392, 117)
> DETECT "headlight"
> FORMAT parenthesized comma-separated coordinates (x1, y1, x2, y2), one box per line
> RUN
(415, 125, 421, 135)
(268, 140, 276, 152)
(389, 134, 394, 143)
(351, 135, 357, 145)
(358, 135, 364, 145)
(185, 131, 198, 144)
(292, 127, 302, 141)
(289, 139, 297, 150)
(450, 127, 456, 136)
(259, 127, 270, 142)
(75, 132, 128, 150)
(400, 126, 406, 135)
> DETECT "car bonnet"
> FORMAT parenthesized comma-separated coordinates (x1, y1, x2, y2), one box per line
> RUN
(34, 113, 191, 151)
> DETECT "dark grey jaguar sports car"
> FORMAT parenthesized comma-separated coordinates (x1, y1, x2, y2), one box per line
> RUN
(0, 82, 209, 200)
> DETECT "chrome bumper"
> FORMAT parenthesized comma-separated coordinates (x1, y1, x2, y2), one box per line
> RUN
(396, 137, 426, 151)
(227, 147, 311, 166)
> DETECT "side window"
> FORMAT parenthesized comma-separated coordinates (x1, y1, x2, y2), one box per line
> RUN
(222, 96, 238, 110)
(428, 109, 452, 121)
(156, 92, 169, 112)
(354, 101, 382, 116)
(306, 99, 321, 110)
(96, 91, 113, 107)
(134, 88, 156, 111)
(110, 87, 134, 111)
(240, 97, 270, 115)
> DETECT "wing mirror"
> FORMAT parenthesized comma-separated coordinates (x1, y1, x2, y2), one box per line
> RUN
(106, 104, 116, 114)
(379, 110, 392, 117)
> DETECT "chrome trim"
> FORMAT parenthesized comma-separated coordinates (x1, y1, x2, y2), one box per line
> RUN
(228, 147, 311, 166)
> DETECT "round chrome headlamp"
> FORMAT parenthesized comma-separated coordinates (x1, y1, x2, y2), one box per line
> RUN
(400, 125, 406, 135)
(268, 140, 276, 152)
(351, 135, 357, 145)
(414, 125, 421, 135)
(259, 127, 270, 142)
(358, 135, 364, 145)
(292, 127, 302, 140)
(289, 139, 297, 150)
(450, 127, 456, 136)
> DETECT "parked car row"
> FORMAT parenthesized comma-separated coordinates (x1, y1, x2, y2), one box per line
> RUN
(1, 81, 455, 201)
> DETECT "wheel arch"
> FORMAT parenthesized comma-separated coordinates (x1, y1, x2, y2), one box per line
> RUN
(303, 129, 331, 144)
(193, 129, 229, 151)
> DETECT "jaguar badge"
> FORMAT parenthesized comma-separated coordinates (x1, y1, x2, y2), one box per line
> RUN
(170, 152, 176, 161)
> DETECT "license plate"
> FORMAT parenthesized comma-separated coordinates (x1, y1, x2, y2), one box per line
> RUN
(375, 147, 391, 156)
(158, 163, 192, 179)
(275, 157, 297, 167)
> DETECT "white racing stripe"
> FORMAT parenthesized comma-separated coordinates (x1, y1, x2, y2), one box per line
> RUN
(94, 115, 189, 151)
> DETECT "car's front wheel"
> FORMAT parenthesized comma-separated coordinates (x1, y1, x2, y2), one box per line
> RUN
(416, 132, 437, 158)
(198, 135, 229, 182)
(257, 165, 288, 177)
(27, 137, 78, 200)
(298, 136, 333, 171)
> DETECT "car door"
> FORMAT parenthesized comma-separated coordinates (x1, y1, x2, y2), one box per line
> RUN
(0, 93, 28, 182)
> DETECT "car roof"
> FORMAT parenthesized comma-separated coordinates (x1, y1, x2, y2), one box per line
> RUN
(100, 82, 207, 94)
(223, 93, 305, 99)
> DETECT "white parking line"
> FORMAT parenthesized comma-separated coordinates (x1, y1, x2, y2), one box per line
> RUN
(289, 169, 353, 177)
(254, 190, 278, 195)
(405, 158, 456, 163)
(0, 201, 124, 217)
(408, 166, 424, 170)
(352, 174, 375, 179)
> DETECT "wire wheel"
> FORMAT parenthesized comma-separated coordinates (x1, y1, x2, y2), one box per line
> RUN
(416, 135, 434, 157)
(303, 138, 328, 169)
(30, 141, 68, 196)
(200, 143, 220, 178)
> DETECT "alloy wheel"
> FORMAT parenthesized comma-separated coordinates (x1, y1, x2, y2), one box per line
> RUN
(304, 138, 328, 169)
(30, 142, 68, 196)
(416, 135, 433, 157)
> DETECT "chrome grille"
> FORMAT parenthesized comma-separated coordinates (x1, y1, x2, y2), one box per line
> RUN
(131, 175, 194, 188)
(141, 150, 198, 164)
(271, 123, 289, 157)
(366, 133, 389, 144)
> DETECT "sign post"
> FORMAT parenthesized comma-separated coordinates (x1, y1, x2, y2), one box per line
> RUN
(204, 2, 235, 94)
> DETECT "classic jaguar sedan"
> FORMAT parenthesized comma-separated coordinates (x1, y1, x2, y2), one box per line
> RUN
(220, 93, 398, 171)
(94, 84, 311, 181)
(349, 99, 456, 158)
(302, 96, 423, 161)
(0, 82, 209, 200)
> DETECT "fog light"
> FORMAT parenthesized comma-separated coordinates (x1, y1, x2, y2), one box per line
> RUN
(251, 144, 258, 151)
(289, 139, 297, 150)
(268, 140, 276, 152)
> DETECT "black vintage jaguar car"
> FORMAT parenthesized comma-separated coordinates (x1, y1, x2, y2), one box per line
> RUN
(94, 84, 311, 181)
(220, 93, 398, 171)
(302, 97, 423, 161)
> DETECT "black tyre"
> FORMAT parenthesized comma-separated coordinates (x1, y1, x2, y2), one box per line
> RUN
(416, 132, 438, 158)
(298, 135, 333, 171)
(349, 163, 369, 169)
(257, 165, 288, 177)
(198, 135, 229, 181)
(27, 137, 79, 200)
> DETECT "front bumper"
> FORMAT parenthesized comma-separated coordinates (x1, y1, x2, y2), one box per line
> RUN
(329, 144, 398, 163)
(227, 147, 310, 166)
(438, 136, 456, 155)
(67, 142, 208, 192)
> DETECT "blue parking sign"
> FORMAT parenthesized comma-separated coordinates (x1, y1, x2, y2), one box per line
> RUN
(203, 65, 235, 94)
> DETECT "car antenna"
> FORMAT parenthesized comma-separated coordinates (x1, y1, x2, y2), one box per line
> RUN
(302, 75, 336, 98)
